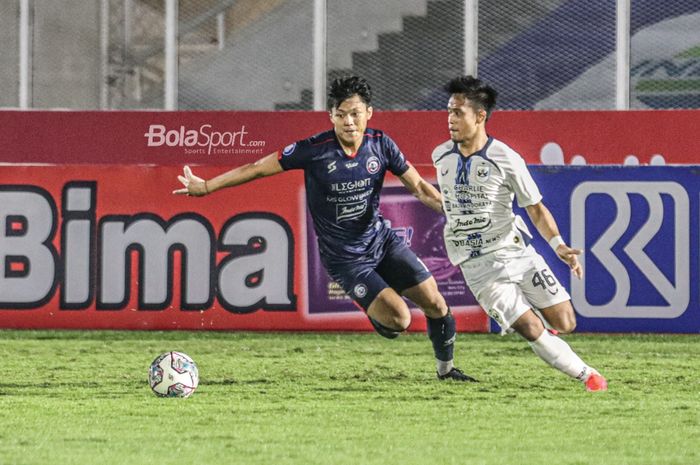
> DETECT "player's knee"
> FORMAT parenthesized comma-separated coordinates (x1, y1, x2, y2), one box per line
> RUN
(368, 314, 410, 339)
(387, 312, 411, 332)
(542, 303, 577, 334)
(554, 317, 576, 334)
(366, 289, 412, 338)
(422, 294, 448, 317)
(407, 288, 447, 318)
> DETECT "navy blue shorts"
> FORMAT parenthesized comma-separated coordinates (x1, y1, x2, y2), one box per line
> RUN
(322, 232, 433, 310)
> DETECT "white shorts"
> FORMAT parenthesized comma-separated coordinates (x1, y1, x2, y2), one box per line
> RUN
(458, 245, 570, 335)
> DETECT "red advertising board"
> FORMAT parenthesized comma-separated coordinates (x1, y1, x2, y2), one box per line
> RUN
(0, 164, 487, 332)
(0, 110, 697, 166)
(0, 109, 698, 332)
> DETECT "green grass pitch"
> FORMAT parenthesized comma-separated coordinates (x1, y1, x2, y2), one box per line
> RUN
(0, 330, 697, 465)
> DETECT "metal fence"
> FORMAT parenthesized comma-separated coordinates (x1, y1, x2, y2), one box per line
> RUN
(1, 0, 699, 111)
(0, 1, 19, 108)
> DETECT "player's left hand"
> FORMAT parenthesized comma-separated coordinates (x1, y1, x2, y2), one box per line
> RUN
(556, 245, 583, 279)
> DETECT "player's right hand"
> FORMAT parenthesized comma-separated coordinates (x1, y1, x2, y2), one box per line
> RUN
(556, 245, 583, 280)
(173, 165, 208, 196)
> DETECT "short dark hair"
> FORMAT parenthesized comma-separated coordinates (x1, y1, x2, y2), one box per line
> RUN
(327, 76, 372, 110)
(445, 76, 497, 120)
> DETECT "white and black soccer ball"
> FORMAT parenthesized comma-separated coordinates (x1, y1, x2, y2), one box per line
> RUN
(148, 351, 199, 398)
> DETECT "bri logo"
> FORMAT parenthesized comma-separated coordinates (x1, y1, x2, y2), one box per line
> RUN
(570, 181, 689, 319)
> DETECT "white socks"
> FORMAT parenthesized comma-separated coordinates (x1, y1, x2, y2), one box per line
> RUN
(528, 330, 592, 381)
(437, 359, 454, 376)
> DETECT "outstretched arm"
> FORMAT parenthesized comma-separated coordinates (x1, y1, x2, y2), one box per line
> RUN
(173, 152, 284, 196)
(398, 164, 443, 214)
(526, 201, 582, 279)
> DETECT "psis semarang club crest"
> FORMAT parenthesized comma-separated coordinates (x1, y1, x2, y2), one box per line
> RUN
(366, 156, 381, 174)
(475, 163, 491, 182)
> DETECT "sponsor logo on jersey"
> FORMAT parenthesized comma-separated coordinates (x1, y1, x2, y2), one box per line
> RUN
(330, 178, 371, 192)
(336, 201, 368, 222)
(345, 161, 358, 168)
(366, 156, 381, 174)
(327, 160, 337, 173)
(452, 213, 491, 234)
(571, 181, 689, 318)
(282, 143, 296, 157)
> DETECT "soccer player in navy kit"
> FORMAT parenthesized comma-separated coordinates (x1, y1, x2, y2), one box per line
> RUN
(174, 76, 476, 381)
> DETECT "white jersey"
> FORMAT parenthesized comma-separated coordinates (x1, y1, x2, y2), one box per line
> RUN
(432, 136, 542, 265)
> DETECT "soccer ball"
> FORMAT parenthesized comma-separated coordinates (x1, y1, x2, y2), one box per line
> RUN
(148, 351, 199, 398)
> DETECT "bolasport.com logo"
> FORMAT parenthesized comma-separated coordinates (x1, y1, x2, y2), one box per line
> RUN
(144, 124, 267, 155)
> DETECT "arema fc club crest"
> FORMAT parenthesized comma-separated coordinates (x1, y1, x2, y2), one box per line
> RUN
(366, 156, 380, 174)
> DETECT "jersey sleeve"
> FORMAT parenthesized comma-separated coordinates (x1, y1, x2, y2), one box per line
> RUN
(383, 134, 410, 176)
(505, 152, 543, 208)
(277, 139, 312, 171)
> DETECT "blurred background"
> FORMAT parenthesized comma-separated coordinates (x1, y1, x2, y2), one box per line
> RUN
(1, 0, 698, 111)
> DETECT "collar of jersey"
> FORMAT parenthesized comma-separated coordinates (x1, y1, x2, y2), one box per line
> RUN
(336, 132, 371, 159)
(454, 136, 493, 158)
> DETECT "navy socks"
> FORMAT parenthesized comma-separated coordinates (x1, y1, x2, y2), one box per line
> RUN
(426, 309, 456, 362)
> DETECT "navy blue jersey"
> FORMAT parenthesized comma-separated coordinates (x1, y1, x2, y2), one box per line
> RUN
(278, 128, 409, 264)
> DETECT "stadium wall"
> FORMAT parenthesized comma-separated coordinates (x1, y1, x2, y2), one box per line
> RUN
(0, 111, 698, 333)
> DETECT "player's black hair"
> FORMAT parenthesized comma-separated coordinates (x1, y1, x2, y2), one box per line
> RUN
(445, 75, 498, 120)
(327, 76, 372, 110)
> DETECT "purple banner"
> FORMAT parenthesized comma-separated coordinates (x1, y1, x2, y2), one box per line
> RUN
(307, 186, 477, 314)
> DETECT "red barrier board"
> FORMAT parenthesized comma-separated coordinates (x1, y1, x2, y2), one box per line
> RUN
(0, 165, 488, 332)
(1, 109, 698, 332)
(0, 110, 697, 166)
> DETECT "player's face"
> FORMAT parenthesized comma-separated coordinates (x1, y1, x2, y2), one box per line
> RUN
(330, 95, 373, 150)
(447, 94, 485, 144)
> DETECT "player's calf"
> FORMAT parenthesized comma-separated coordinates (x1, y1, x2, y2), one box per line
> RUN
(528, 329, 606, 391)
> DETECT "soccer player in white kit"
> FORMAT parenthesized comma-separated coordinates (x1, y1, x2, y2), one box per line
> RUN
(432, 76, 607, 391)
